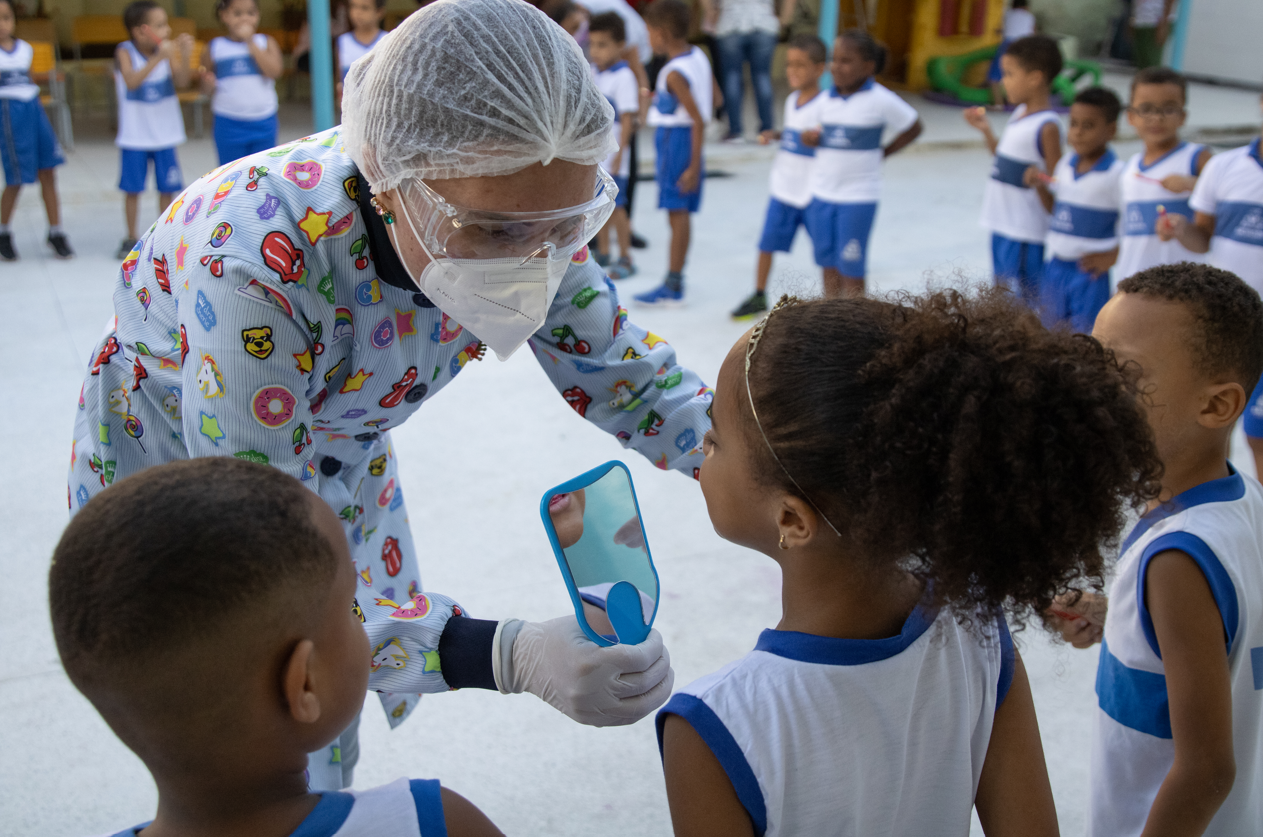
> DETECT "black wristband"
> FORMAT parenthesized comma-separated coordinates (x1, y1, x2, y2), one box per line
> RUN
(437, 615, 498, 690)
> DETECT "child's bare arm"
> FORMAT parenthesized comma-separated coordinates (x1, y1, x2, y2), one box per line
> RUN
(169, 35, 194, 88)
(1045, 590, 1106, 648)
(662, 714, 756, 837)
(1023, 166, 1055, 212)
(884, 119, 923, 158)
(199, 44, 217, 95)
(615, 112, 635, 172)
(1160, 148, 1212, 193)
(440, 787, 505, 837)
(1039, 121, 1062, 175)
(116, 44, 163, 90)
(249, 34, 284, 79)
(974, 650, 1060, 837)
(1139, 549, 1236, 837)
(1156, 211, 1215, 253)
(963, 107, 998, 154)
(667, 70, 705, 194)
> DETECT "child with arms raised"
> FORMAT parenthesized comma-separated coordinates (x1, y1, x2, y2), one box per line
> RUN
(659, 288, 1162, 836)
(201, 0, 283, 165)
(52, 458, 502, 837)
(1052, 263, 1263, 837)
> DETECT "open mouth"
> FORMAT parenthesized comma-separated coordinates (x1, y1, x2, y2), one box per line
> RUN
(548, 492, 571, 512)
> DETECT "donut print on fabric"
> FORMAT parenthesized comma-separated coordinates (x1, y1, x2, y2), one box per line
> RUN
(252, 385, 298, 428)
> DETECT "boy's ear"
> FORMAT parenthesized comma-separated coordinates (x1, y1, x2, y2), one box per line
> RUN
(283, 639, 323, 725)
(1199, 381, 1247, 430)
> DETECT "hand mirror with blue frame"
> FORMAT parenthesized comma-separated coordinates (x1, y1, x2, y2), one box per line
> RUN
(540, 460, 659, 646)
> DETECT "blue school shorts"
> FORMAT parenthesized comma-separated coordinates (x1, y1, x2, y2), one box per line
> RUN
(757, 197, 809, 254)
(805, 199, 877, 278)
(656, 126, 703, 213)
(213, 112, 278, 165)
(0, 97, 63, 186)
(613, 174, 629, 209)
(1245, 377, 1263, 439)
(991, 233, 1045, 303)
(119, 147, 183, 194)
(1039, 257, 1110, 333)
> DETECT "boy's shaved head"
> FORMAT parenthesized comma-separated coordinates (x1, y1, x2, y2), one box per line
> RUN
(50, 459, 339, 759)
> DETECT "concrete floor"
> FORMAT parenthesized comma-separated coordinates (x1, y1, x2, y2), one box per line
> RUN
(3, 84, 1261, 835)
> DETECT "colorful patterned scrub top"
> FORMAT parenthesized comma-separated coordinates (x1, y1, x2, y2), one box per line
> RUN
(68, 127, 713, 725)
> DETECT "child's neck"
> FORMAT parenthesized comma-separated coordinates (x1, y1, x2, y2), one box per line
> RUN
(134, 38, 159, 58)
(1143, 134, 1182, 163)
(835, 75, 871, 97)
(795, 83, 820, 107)
(0, 34, 15, 50)
(1017, 90, 1052, 114)
(145, 765, 316, 837)
(1151, 440, 1232, 512)
(664, 40, 691, 60)
(596, 58, 620, 72)
(1074, 144, 1109, 173)
(352, 25, 380, 43)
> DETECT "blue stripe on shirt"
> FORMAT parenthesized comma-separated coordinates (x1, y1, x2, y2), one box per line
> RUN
(1214, 201, 1263, 247)
(1049, 202, 1119, 239)
(289, 791, 356, 837)
(990, 153, 1032, 188)
(1123, 199, 1193, 236)
(125, 76, 176, 103)
(1095, 640, 1172, 739)
(215, 55, 261, 79)
(819, 123, 883, 151)
(0, 69, 30, 87)
(779, 128, 815, 157)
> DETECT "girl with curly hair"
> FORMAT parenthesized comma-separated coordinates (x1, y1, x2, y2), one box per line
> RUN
(656, 288, 1162, 837)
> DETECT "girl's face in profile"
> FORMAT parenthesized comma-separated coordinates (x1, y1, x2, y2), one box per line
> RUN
(548, 488, 587, 549)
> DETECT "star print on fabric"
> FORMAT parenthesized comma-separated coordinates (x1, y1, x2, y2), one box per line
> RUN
(298, 207, 334, 245)
(395, 309, 416, 337)
(642, 332, 668, 350)
(175, 236, 188, 271)
(199, 412, 225, 446)
(99, 422, 111, 446)
(340, 368, 373, 393)
(293, 348, 314, 375)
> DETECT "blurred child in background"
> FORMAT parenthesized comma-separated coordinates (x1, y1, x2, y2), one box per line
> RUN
(335, 0, 387, 102)
(202, 0, 283, 165)
(589, 11, 639, 278)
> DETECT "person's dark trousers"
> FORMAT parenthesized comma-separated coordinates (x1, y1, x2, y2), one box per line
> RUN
(715, 29, 777, 136)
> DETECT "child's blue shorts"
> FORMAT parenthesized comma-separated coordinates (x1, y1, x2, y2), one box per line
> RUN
(1039, 256, 1110, 334)
(757, 197, 808, 254)
(613, 174, 629, 209)
(1245, 377, 1263, 439)
(805, 198, 877, 278)
(213, 112, 278, 165)
(0, 97, 63, 186)
(119, 147, 183, 194)
(991, 233, 1045, 303)
(656, 126, 703, 213)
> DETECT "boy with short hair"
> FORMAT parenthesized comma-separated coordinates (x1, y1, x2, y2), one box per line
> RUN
(1026, 85, 1124, 333)
(634, 0, 712, 307)
(335, 0, 387, 102)
(589, 11, 639, 279)
(1056, 263, 1263, 836)
(115, 1, 193, 260)
(51, 457, 503, 837)
(730, 34, 826, 319)
(1116, 66, 1211, 285)
(965, 34, 1064, 304)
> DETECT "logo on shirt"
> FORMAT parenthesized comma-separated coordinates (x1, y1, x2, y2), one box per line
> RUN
(1235, 209, 1263, 242)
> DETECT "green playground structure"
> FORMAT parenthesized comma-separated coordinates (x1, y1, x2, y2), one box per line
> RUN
(926, 45, 1102, 106)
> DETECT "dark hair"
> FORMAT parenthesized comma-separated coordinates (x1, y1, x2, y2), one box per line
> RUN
(216, 0, 257, 16)
(547, 0, 578, 26)
(743, 289, 1162, 623)
(787, 33, 827, 65)
(837, 28, 887, 75)
(589, 11, 626, 43)
(1131, 65, 1188, 105)
(643, 0, 689, 41)
(1119, 263, 1263, 394)
(123, 1, 162, 32)
(1004, 34, 1062, 83)
(50, 458, 338, 696)
(1073, 85, 1122, 123)
(1012, 0, 1028, 8)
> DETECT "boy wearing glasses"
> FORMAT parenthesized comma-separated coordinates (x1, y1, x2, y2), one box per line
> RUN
(1116, 67, 1211, 286)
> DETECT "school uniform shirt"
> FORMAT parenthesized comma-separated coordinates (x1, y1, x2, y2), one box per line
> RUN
(1090, 466, 1263, 837)
(114, 40, 186, 151)
(336, 30, 387, 82)
(657, 604, 1015, 837)
(769, 89, 825, 209)
(1002, 7, 1037, 38)
(593, 60, 639, 178)
(1045, 148, 1124, 260)
(807, 79, 918, 205)
(0, 38, 39, 102)
(1115, 142, 1208, 285)
(98, 777, 450, 837)
(1189, 138, 1263, 294)
(68, 128, 714, 728)
(647, 46, 713, 129)
(979, 105, 1063, 243)
(209, 34, 278, 121)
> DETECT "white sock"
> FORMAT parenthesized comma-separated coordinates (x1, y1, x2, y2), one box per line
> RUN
(48, 225, 63, 236)
(0, 224, 10, 234)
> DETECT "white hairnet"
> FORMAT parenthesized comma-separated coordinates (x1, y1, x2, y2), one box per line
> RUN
(342, 0, 617, 190)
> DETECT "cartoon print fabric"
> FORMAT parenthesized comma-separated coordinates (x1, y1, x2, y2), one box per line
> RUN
(68, 127, 713, 726)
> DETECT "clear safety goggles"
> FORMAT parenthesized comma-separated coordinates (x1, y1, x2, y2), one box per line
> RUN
(399, 167, 619, 262)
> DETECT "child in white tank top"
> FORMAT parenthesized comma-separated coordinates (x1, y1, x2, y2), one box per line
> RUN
(660, 289, 1161, 837)
(335, 0, 386, 102)
(201, 0, 282, 165)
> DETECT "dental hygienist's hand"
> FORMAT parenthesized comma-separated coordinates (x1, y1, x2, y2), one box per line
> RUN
(496, 616, 673, 726)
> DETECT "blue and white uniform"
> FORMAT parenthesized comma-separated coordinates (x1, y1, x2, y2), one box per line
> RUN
(805, 79, 918, 278)
(593, 60, 639, 205)
(336, 30, 386, 82)
(1116, 142, 1208, 286)
(757, 90, 824, 254)
(648, 47, 712, 213)
(980, 105, 1063, 298)
(208, 34, 278, 164)
(1040, 148, 1123, 332)
(658, 603, 1015, 836)
(1090, 466, 1263, 837)
(115, 40, 185, 195)
(0, 38, 63, 186)
(99, 777, 450, 837)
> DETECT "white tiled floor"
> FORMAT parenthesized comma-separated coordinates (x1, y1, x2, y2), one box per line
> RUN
(2, 92, 1259, 835)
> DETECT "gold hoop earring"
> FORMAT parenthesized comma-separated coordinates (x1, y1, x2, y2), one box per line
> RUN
(370, 196, 396, 225)
(779, 533, 789, 550)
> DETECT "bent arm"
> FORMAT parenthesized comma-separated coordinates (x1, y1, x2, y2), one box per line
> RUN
(116, 45, 163, 90)
(1039, 121, 1062, 175)
(250, 34, 284, 79)
(884, 119, 922, 158)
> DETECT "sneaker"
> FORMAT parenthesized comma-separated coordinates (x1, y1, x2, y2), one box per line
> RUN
(116, 237, 139, 260)
(607, 256, 637, 280)
(634, 282, 684, 307)
(0, 232, 16, 261)
(731, 292, 768, 320)
(721, 132, 745, 144)
(47, 232, 74, 259)
(630, 232, 648, 249)
(594, 250, 611, 268)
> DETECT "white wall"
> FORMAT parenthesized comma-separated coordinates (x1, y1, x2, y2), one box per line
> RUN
(1180, 0, 1263, 86)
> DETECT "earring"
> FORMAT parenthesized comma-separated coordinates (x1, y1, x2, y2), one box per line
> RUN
(779, 533, 789, 550)
(370, 196, 395, 225)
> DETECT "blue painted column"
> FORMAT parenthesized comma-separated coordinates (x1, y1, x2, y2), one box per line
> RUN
(817, 0, 840, 90)
(308, 0, 336, 131)
(1169, 0, 1192, 71)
